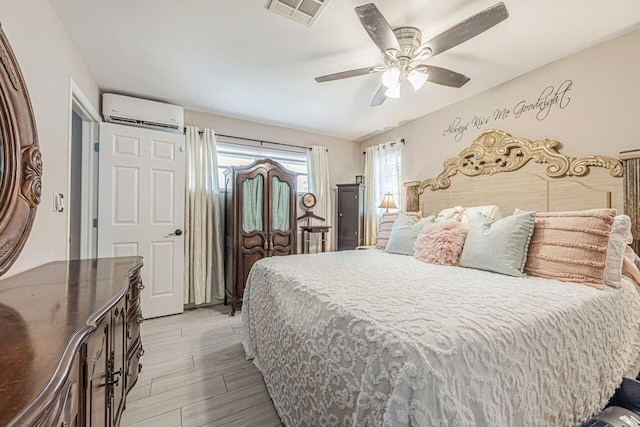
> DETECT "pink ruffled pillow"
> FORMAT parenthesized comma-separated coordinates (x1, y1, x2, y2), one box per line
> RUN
(413, 221, 469, 266)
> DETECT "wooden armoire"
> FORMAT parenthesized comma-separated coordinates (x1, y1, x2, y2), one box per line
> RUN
(337, 184, 365, 251)
(224, 159, 297, 315)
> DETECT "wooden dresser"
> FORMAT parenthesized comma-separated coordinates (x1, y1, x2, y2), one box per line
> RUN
(0, 257, 144, 427)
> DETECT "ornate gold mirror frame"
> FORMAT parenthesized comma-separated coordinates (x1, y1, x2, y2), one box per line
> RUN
(0, 24, 42, 275)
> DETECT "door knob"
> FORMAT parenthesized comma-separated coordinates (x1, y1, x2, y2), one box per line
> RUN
(167, 229, 183, 237)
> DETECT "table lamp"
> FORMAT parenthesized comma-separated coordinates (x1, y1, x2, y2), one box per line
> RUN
(378, 193, 397, 213)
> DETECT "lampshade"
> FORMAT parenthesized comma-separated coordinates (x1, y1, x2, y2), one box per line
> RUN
(381, 68, 401, 88)
(384, 84, 401, 99)
(378, 193, 398, 212)
(408, 69, 428, 91)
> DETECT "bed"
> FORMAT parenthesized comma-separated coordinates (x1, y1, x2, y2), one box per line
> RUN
(242, 130, 640, 426)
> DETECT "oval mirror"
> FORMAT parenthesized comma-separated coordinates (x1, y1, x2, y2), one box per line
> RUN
(0, 25, 42, 275)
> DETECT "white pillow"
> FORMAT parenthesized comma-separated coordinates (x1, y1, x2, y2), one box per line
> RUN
(604, 215, 632, 289)
(436, 205, 501, 223)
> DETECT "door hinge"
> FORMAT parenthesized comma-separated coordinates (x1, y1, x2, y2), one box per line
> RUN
(94, 142, 99, 152)
(93, 218, 98, 228)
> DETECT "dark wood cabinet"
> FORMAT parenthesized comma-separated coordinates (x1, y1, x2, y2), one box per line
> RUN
(0, 257, 143, 427)
(224, 159, 297, 315)
(337, 184, 365, 251)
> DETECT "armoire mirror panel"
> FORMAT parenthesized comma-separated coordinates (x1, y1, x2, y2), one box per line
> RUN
(0, 24, 42, 276)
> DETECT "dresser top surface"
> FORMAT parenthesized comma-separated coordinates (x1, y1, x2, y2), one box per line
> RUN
(0, 256, 143, 425)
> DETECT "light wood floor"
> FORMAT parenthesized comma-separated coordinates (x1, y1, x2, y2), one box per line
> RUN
(120, 305, 282, 427)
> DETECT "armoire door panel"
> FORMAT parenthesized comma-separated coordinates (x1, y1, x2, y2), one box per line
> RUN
(268, 168, 296, 255)
(272, 232, 292, 248)
(242, 233, 265, 251)
(270, 175, 292, 232)
(239, 251, 266, 298)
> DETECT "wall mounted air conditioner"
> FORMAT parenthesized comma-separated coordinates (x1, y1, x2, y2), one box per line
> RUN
(102, 93, 184, 134)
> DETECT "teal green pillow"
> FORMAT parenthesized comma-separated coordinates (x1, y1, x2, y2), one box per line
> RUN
(458, 211, 535, 277)
(385, 212, 435, 256)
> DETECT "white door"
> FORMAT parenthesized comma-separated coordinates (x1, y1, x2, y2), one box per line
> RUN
(98, 122, 185, 318)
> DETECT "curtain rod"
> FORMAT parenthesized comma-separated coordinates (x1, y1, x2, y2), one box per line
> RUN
(361, 138, 405, 155)
(184, 127, 327, 152)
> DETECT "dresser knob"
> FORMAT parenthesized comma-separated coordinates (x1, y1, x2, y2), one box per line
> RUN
(137, 315, 144, 324)
(138, 347, 145, 357)
(137, 282, 145, 291)
(138, 363, 143, 373)
(62, 422, 68, 427)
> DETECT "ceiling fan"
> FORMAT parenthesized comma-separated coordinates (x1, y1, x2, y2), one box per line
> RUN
(315, 2, 509, 107)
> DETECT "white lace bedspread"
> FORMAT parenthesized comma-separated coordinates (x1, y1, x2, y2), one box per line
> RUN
(242, 250, 640, 427)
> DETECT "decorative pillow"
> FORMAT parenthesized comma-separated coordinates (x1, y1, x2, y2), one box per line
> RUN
(603, 215, 632, 288)
(385, 212, 434, 256)
(376, 211, 422, 250)
(414, 221, 468, 266)
(458, 211, 535, 277)
(436, 205, 502, 223)
(518, 208, 616, 289)
(436, 206, 467, 222)
(622, 246, 640, 287)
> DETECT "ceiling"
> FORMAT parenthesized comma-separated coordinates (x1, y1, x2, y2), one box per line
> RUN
(50, 0, 640, 141)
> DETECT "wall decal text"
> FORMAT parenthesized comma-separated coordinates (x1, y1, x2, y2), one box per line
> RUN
(442, 79, 573, 142)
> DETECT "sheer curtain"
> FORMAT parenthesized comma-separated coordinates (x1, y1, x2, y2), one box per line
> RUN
(184, 127, 225, 305)
(374, 140, 403, 209)
(363, 146, 378, 245)
(363, 139, 403, 245)
(271, 177, 291, 231)
(242, 175, 263, 233)
(306, 146, 331, 251)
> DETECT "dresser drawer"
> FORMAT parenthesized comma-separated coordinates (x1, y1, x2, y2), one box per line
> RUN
(128, 269, 143, 303)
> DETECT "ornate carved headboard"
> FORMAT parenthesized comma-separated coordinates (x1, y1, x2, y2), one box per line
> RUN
(405, 129, 623, 218)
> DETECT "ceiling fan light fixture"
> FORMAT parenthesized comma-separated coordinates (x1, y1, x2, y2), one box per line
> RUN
(384, 84, 401, 99)
(408, 69, 428, 91)
(381, 68, 401, 88)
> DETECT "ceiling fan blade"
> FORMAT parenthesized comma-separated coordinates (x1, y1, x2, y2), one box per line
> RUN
(421, 65, 470, 88)
(371, 85, 387, 107)
(315, 66, 382, 83)
(355, 3, 401, 55)
(419, 2, 508, 58)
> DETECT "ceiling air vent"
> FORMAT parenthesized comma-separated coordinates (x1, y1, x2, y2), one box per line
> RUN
(267, 0, 330, 27)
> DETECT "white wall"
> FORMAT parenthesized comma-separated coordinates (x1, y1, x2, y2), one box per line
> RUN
(361, 29, 640, 191)
(0, 0, 100, 276)
(185, 110, 361, 250)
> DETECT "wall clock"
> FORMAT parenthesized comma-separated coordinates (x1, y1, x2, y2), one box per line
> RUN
(301, 192, 317, 209)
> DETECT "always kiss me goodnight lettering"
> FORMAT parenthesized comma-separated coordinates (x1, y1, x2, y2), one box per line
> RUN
(442, 79, 573, 142)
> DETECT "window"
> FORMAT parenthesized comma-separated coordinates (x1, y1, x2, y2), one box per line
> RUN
(373, 144, 403, 210)
(217, 142, 308, 193)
